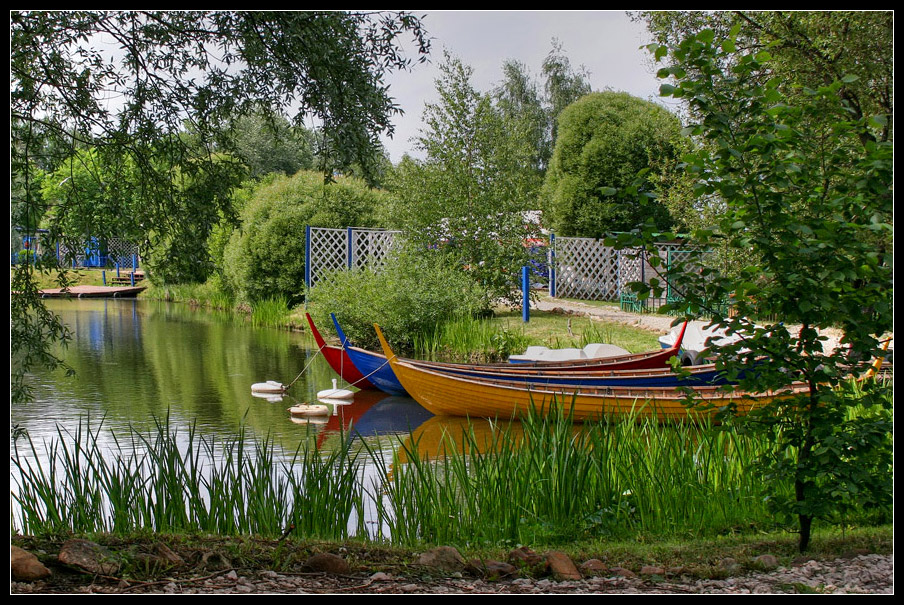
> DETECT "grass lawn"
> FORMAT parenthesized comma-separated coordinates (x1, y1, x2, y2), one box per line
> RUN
(486, 308, 661, 353)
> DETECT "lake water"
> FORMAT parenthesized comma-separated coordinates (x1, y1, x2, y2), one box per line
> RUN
(11, 298, 437, 451)
(10, 299, 447, 534)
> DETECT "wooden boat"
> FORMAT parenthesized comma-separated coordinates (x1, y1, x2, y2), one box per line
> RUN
(328, 315, 692, 397)
(331, 314, 408, 396)
(305, 313, 378, 390)
(404, 358, 735, 387)
(374, 324, 806, 422)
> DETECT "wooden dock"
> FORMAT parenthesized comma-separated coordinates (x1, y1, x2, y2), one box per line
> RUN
(37, 285, 146, 299)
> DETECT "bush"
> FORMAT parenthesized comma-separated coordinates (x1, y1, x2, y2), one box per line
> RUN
(307, 244, 487, 353)
(220, 171, 394, 304)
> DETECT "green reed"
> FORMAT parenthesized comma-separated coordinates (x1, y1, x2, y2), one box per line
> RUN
(411, 315, 531, 362)
(365, 403, 774, 547)
(11, 414, 366, 541)
(12, 384, 889, 546)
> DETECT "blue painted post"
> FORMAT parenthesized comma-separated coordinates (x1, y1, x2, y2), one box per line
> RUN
(549, 233, 557, 298)
(130, 271, 135, 286)
(347, 227, 353, 269)
(522, 266, 530, 323)
(304, 225, 311, 287)
(132, 254, 136, 273)
(102, 270, 106, 286)
(116, 262, 120, 277)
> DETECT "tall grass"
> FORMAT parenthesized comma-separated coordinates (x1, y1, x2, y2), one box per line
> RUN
(411, 315, 531, 362)
(364, 403, 773, 547)
(11, 414, 365, 540)
(12, 388, 889, 547)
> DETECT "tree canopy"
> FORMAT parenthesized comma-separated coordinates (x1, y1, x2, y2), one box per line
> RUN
(617, 17, 893, 552)
(10, 10, 431, 402)
(388, 52, 543, 310)
(542, 91, 683, 238)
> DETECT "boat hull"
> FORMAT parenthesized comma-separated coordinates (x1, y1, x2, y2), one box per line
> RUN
(305, 313, 377, 390)
(406, 360, 732, 387)
(374, 324, 802, 422)
(332, 314, 408, 396)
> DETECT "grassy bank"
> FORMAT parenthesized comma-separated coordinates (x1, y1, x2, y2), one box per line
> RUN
(12, 399, 891, 552)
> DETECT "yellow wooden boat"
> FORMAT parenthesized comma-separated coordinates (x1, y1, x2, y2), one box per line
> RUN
(374, 324, 809, 422)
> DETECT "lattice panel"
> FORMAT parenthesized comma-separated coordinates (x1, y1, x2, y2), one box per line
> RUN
(554, 238, 621, 300)
(351, 229, 400, 271)
(308, 228, 348, 287)
(308, 227, 402, 287)
(106, 238, 141, 265)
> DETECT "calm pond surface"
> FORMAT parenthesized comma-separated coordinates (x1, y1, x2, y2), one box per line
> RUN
(11, 298, 438, 468)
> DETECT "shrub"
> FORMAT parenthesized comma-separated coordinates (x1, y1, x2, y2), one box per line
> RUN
(307, 244, 487, 353)
(221, 171, 393, 304)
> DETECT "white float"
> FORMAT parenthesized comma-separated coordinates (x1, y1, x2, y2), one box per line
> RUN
(288, 404, 330, 417)
(251, 380, 285, 394)
(316, 378, 354, 400)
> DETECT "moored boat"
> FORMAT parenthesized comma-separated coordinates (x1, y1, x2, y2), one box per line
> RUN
(374, 324, 806, 422)
(402, 358, 734, 387)
(305, 313, 378, 390)
(331, 314, 408, 396)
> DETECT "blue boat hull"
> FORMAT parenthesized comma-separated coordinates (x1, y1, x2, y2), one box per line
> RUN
(331, 314, 409, 396)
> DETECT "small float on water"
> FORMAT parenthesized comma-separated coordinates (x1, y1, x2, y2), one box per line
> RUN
(288, 403, 331, 417)
(316, 378, 355, 401)
(251, 380, 286, 394)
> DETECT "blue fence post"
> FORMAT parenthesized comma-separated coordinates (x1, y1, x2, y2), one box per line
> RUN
(549, 233, 556, 298)
(347, 227, 353, 269)
(102, 270, 106, 286)
(116, 262, 120, 277)
(304, 225, 311, 288)
(522, 266, 530, 323)
(132, 254, 137, 273)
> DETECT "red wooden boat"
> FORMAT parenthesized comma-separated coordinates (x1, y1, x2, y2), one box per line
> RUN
(305, 313, 378, 390)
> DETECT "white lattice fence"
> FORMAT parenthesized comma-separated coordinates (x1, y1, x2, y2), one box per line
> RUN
(55, 237, 141, 268)
(550, 239, 706, 304)
(553, 238, 621, 300)
(351, 229, 399, 271)
(305, 227, 401, 287)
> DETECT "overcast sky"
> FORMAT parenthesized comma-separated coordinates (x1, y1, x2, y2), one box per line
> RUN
(377, 10, 673, 163)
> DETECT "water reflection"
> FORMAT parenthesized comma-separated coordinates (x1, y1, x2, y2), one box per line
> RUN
(11, 299, 439, 461)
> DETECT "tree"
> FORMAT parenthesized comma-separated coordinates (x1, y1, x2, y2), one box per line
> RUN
(542, 39, 593, 150)
(10, 10, 430, 402)
(634, 11, 893, 144)
(388, 52, 542, 310)
(542, 91, 683, 237)
(617, 24, 893, 552)
(221, 171, 393, 305)
(494, 59, 550, 178)
(227, 110, 317, 180)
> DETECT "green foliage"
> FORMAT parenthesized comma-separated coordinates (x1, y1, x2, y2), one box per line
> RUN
(227, 110, 317, 179)
(619, 23, 894, 552)
(542, 91, 683, 237)
(11, 10, 429, 401)
(388, 52, 543, 309)
(307, 244, 487, 353)
(222, 171, 394, 304)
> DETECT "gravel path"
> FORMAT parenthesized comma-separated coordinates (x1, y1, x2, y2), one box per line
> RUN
(13, 553, 891, 594)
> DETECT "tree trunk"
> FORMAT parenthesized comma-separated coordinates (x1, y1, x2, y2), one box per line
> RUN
(796, 477, 813, 552)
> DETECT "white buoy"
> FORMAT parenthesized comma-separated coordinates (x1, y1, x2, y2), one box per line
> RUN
(252, 380, 285, 394)
(316, 378, 354, 400)
(288, 404, 330, 417)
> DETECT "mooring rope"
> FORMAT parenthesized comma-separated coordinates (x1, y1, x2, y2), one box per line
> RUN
(280, 339, 394, 400)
